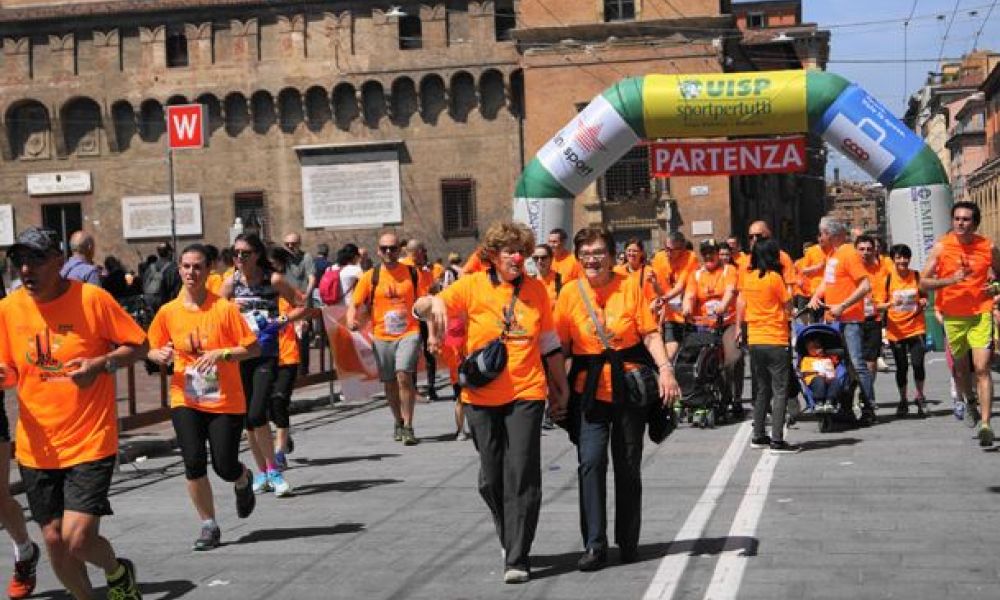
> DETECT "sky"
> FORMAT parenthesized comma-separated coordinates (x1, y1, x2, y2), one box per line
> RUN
(799, 0, 999, 182)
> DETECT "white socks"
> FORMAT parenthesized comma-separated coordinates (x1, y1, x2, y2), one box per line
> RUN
(13, 539, 34, 562)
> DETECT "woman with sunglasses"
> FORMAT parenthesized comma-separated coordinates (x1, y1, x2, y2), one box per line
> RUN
(221, 233, 306, 497)
(532, 244, 562, 304)
(553, 227, 678, 572)
(147, 244, 261, 550)
(415, 221, 569, 584)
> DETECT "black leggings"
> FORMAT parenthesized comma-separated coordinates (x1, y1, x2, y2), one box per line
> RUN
(241, 356, 279, 428)
(171, 407, 246, 481)
(270, 364, 297, 429)
(890, 335, 926, 389)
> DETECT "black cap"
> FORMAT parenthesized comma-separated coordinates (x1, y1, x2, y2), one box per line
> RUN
(699, 239, 721, 254)
(8, 227, 61, 255)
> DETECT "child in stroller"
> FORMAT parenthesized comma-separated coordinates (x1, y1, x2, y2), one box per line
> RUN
(794, 322, 855, 432)
(799, 338, 844, 413)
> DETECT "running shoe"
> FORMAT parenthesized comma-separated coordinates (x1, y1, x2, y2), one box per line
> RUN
(393, 421, 404, 442)
(750, 436, 771, 449)
(503, 568, 529, 584)
(966, 402, 980, 429)
(274, 450, 288, 471)
(106, 558, 141, 600)
(270, 471, 293, 497)
(455, 430, 470, 441)
(235, 474, 256, 518)
(895, 400, 908, 417)
(252, 472, 271, 494)
(286, 435, 295, 454)
(979, 423, 995, 448)
(954, 398, 966, 421)
(401, 426, 419, 446)
(915, 397, 927, 419)
(192, 525, 221, 551)
(769, 440, 801, 454)
(7, 542, 39, 600)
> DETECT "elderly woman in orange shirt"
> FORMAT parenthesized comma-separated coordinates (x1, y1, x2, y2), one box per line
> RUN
(554, 227, 679, 572)
(415, 221, 569, 585)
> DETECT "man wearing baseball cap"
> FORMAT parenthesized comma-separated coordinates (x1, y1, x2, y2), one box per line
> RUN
(0, 227, 149, 599)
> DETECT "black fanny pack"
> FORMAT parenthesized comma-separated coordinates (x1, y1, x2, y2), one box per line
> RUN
(459, 275, 521, 389)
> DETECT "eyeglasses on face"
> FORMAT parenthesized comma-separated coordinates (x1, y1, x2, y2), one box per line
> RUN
(748, 233, 766, 240)
(379, 245, 399, 253)
(578, 252, 608, 261)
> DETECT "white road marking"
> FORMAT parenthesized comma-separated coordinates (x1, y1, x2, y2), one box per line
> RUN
(643, 421, 752, 600)
(702, 451, 779, 600)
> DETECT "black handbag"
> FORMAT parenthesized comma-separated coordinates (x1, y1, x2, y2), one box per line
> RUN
(459, 277, 521, 389)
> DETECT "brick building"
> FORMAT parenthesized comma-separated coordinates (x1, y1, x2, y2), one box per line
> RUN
(0, 0, 828, 267)
(969, 62, 1000, 242)
(824, 176, 887, 244)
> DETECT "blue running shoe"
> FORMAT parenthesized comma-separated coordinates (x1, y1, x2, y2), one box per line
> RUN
(954, 399, 966, 421)
(274, 450, 288, 471)
(269, 470, 292, 497)
(252, 472, 271, 494)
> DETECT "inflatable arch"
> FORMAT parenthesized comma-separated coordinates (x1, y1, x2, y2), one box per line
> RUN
(513, 70, 951, 267)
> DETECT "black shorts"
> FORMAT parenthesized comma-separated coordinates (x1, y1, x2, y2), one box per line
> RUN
(0, 392, 10, 442)
(662, 322, 686, 344)
(19, 455, 116, 526)
(861, 320, 883, 361)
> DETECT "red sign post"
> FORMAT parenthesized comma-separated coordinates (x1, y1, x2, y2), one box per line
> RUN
(649, 136, 807, 178)
(165, 104, 205, 252)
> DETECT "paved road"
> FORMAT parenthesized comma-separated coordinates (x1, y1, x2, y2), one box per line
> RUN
(8, 354, 1000, 599)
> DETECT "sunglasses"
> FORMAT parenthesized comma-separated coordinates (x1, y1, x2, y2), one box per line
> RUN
(379, 245, 399, 253)
(10, 250, 56, 269)
(233, 250, 254, 259)
(748, 233, 766, 240)
(532, 255, 551, 261)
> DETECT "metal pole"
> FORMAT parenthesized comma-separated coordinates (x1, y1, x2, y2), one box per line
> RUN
(168, 147, 177, 253)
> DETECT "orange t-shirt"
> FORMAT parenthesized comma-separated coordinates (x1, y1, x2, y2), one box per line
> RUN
(535, 270, 562, 305)
(651, 249, 699, 323)
(551, 250, 582, 283)
(555, 274, 657, 402)
(885, 268, 926, 342)
(800, 245, 832, 298)
(685, 264, 738, 326)
(277, 297, 301, 366)
(934, 232, 993, 317)
(147, 293, 257, 414)
(738, 270, 790, 346)
(822, 243, 869, 322)
(206, 272, 224, 295)
(463, 251, 487, 274)
(861, 260, 889, 321)
(432, 263, 444, 282)
(613, 264, 659, 301)
(437, 272, 556, 406)
(351, 263, 427, 341)
(0, 282, 147, 469)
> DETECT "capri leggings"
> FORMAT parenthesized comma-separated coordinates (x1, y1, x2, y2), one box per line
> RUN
(171, 407, 245, 481)
(889, 335, 926, 389)
(240, 356, 279, 429)
(270, 364, 297, 429)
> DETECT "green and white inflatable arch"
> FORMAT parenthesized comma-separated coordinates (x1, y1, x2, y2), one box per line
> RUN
(513, 69, 950, 267)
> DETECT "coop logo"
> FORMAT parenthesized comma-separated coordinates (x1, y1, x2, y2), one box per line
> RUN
(572, 117, 607, 153)
(841, 138, 870, 162)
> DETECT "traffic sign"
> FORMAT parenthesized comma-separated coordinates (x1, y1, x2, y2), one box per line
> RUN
(167, 104, 205, 149)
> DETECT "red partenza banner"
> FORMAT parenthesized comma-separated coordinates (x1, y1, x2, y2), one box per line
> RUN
(649, 136, 807, 177)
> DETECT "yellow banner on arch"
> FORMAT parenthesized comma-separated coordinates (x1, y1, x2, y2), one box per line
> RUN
(643, 70, 807, 138)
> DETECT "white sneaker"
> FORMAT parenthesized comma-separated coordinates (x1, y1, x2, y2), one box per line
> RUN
(269, 471, 293, 497)
(504, 568, 529, 584)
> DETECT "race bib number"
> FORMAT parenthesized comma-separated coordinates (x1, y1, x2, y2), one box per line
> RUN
(184, 366, 221, 404)
(824, 259, 839, 284)
(668, 295, 683, 309)
(704, 299, 722, 316)
(384, 310, 408, 336)
(893, 289, 918, 313)
(815, 358, 834, 378)
(242, 311, 262, 333)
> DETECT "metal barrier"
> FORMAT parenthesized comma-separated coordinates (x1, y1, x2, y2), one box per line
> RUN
(118, 327, 337, 432)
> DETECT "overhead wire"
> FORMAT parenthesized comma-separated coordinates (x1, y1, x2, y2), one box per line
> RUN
(971, 0, 998, 49)
(936, 0, 963, 66)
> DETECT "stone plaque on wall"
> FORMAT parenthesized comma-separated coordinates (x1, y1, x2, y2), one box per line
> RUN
(0, 205, 14, 246)
(121, 193, 203, 238)
(301, 159, 402, 229)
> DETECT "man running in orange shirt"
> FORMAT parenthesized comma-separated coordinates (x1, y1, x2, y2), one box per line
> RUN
(347, 232, 428, 445)
(651, 231, 699, 360)
(548, 228, 582, 283)
(920, 201, 1000, 447)
(808, 217, 876, 424)
(0, 228, 148, 600)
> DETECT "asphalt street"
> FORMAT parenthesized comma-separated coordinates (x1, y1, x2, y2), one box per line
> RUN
(7, 353, 1000, 600)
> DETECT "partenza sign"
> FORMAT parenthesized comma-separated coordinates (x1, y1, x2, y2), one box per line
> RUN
(649, 136, 807, 177)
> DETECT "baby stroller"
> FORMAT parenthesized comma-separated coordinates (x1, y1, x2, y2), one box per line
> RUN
(793, 322, 857, 433)
(673, 326, 727, 428)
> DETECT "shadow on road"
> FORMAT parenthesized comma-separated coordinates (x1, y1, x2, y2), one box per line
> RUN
(236, 522, 365, 544)
(530, 536, 759, 580)
(798, 437, 862, 452)
(292, 478, 402, 496)
(291, 454, 400, 467)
